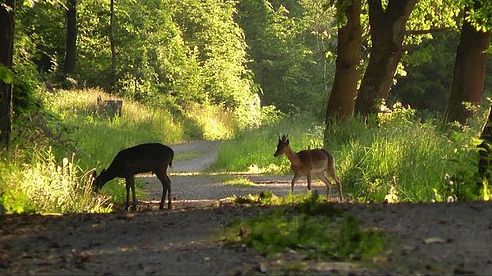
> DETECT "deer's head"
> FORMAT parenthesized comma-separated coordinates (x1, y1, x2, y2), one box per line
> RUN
(91, 169, 108, 192)
(274, 134, 289, 157)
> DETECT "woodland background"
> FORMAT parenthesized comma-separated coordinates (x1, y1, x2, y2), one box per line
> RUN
(0, 0, 491, 213)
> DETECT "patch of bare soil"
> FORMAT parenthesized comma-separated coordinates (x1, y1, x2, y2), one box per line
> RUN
(1, 141, 492, 275)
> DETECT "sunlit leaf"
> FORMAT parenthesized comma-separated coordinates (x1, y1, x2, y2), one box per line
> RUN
(0, 64, 13, 84)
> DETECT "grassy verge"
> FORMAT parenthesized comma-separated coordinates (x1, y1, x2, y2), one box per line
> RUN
(211, 114, 323, 174)
(212, 105, 487, 202)
(1, 88, 241, 214)
(222, 192, 386, 262)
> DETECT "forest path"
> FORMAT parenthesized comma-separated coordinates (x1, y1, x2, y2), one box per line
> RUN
(140, 140, 325, 208)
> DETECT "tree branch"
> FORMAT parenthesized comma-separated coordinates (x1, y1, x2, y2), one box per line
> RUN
(405, 27, 454, 35)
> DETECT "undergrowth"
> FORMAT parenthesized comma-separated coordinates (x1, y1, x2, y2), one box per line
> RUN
(1, 148, 112, 214)
(0, 87, 246, 213)
(213, 104, 488, 203)
(223, 192, 386, 261)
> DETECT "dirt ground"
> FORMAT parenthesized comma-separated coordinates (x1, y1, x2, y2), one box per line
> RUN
(1, 141, 492, 275)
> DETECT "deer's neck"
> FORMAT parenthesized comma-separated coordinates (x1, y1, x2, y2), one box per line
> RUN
(284, 146, 303, 168)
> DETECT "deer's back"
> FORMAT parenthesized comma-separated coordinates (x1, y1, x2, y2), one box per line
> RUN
(295, 148, 332, 175)
(110, 143, 174, 176)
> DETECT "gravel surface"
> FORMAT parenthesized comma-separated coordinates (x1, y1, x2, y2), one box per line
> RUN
(1, 140, 492, 275)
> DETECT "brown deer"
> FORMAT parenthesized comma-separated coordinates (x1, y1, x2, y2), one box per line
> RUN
(97, 95, 123, 117)
(92, 143, 174, 210)
(274, 134, 343, 201)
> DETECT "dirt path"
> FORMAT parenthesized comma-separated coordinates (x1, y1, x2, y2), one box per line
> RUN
(1, 141, 492, 275)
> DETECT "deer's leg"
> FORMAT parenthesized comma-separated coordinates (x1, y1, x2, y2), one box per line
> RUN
(166, 174, 172, 210)
(156, 169, 172, 210)
(326, 165, 343, 202)
(307, 174, 312, 191)
(334, 177, 343, 202)
(318, 173, 332, 200)
(126, 176, 136, 211)
(291, 174, 300, 194)
(124, 176, 131, 210)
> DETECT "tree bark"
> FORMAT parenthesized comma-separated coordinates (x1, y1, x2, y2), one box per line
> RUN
(64, 0, 77, 75)
(354, 0, 417, 116)
(0, 1, 15, 151)
(110, 0, 116, 89)
(325, 0, 362, 122)
(444, 6, 490, 125)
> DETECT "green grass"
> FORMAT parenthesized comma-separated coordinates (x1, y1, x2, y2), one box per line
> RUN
(46, 89, 185, 169)
(1, 148, 112, 214)
(211, 113, 323, 174)
(222, 192, 386, 261)
(1, 87, 244, 213)
(212, 105, 487, 203)
(221, 176, 257, 187)
(173, 150, 203, 162)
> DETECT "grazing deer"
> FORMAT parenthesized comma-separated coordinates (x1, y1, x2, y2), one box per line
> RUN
(92, 143, 174, 210)
(274, 134, 343, 201)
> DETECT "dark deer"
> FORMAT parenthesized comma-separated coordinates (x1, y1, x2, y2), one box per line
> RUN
(274, 134, 343, 201)
(93, 143, 174, 210)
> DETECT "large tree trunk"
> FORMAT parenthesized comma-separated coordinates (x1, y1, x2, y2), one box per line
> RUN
(0, 1, 15, 151)
(110, 0, 116, 89)
(444, 7, 490, 125)
(64, 0, 77, 75)
(354, 0, 417, 116)
(325, 0, 362, 122)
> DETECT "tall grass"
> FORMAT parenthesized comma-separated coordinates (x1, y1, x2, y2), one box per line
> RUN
(211, 114, 324, 173)
(46, 89, 185, 169)
(1, 148, 112, 214)
(1, 87, 248, 213)
(212, 105, 485, 202)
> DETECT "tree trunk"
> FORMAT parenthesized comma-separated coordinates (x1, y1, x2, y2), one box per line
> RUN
(64, 0, 77, 75)
(110, 0, 116, 89)
(355, 0, 417, 116)
(0, 1, 15, 151)
(444, 7, 490, 125)
(325, 0, 362, 122)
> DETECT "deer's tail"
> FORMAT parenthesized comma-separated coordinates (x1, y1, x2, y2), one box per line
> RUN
(169, 150, 174, 168)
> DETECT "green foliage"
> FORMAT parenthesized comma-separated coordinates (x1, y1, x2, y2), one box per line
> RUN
(223, 192, 385, 260)
(236, 0, 337, 119)
(0, 64, 13, 84)
(0, 148, 112, 214)
(465, 0, 492, 31)
(44, 88, 185, 169)
(328, 105, 484, 202)
(211, 114, 322, 174)
(214, 105, 485, 202)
